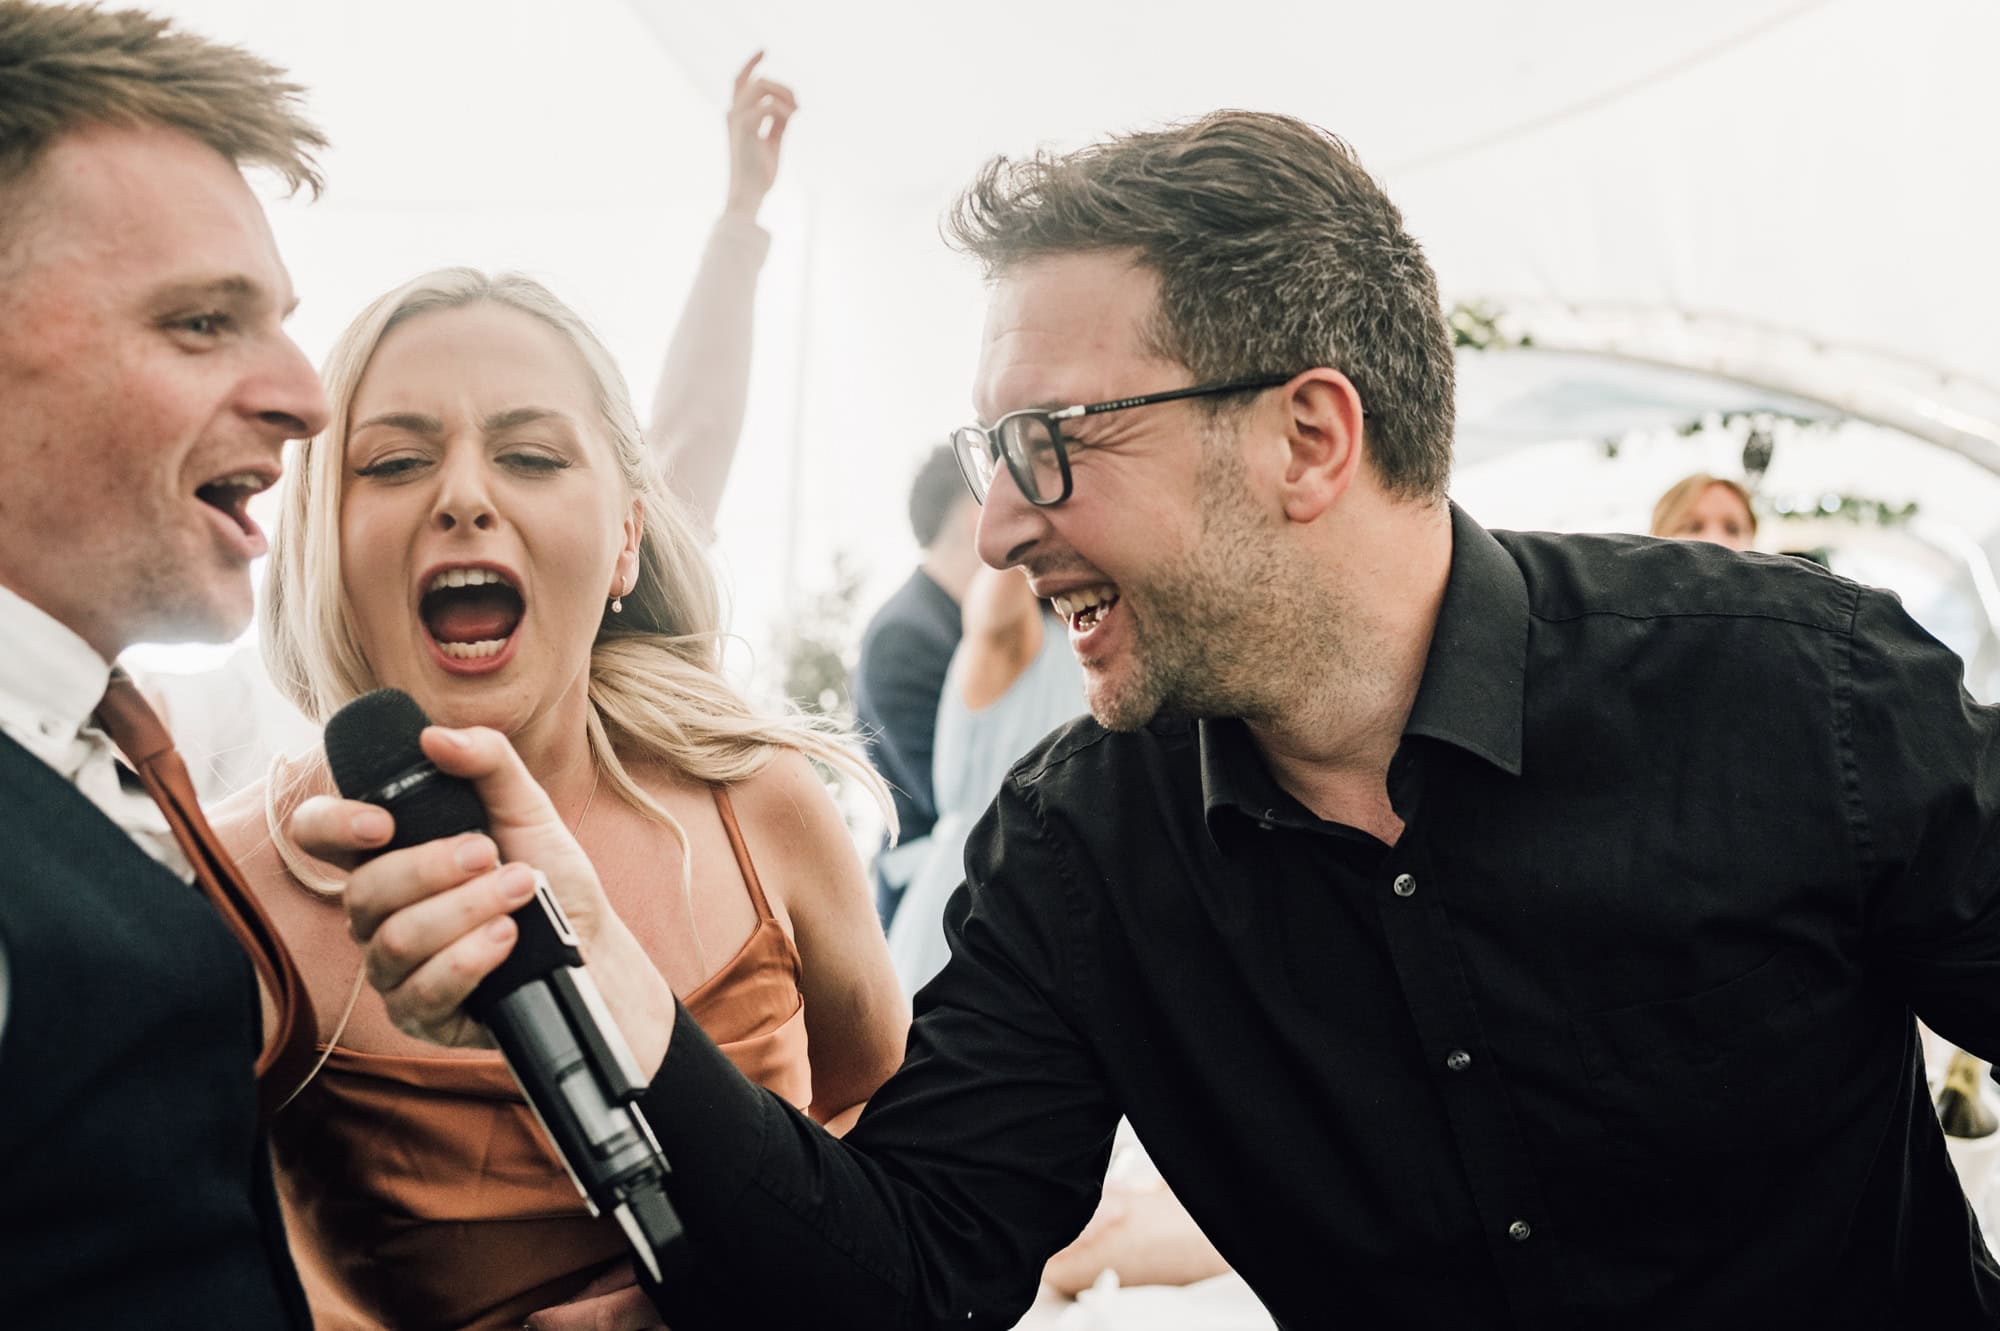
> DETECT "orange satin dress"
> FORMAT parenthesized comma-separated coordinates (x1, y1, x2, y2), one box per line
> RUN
(271, 788, 809, 1331)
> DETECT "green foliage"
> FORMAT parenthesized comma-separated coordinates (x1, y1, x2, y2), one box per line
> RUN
(1449, 300, 1533, 351)
(1667, 412, 1919, 527)
(779, 549, 866, 721)
(1450, 298, 1919, 533)
(1672, 408, 1820, 438)
(1766, 493, 1919, 526)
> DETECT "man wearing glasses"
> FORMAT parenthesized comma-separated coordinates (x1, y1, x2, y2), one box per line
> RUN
(325, 111, 2000, 1328)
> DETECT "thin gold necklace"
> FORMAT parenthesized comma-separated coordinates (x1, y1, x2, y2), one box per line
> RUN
(570, 761, 602, 837)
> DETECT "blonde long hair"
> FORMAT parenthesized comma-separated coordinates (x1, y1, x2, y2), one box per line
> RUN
(261, 268, 889, 893)
(1648, 473, 1757, 541)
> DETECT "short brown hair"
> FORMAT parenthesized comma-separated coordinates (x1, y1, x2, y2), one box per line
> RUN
(0, 1, 324, 200)
(946, 110, 1455, 501)
(909, 441, 969, 548)
(1649, 473, 1757, 539)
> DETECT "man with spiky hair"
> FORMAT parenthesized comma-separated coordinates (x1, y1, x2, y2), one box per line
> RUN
(0, 4, 328, 1324)
(339, 107, 2000, 1330)
(854, 443, 982, 925)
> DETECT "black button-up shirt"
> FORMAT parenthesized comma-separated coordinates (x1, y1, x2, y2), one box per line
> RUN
(643, 507, 2000, 1329)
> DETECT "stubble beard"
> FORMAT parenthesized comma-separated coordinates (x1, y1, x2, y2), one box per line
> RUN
(1084, 436, 1304, 733)
(119, 520, 254, 648)
(26, 502, 251, 657)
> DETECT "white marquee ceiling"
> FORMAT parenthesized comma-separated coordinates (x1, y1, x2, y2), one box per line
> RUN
(130, 0, 2000, 674)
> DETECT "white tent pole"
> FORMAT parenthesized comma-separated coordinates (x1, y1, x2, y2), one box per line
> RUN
(779, 196, 815, 632)
(1502, 342, 2000, 478)
(1478, 299, 2000, 477)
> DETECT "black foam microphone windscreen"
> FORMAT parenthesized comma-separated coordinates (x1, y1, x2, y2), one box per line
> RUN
(324, 688, 485, 851)
(324, 690, 576, 1007)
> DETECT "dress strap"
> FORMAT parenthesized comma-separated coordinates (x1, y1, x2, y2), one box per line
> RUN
(711, 786, 776, 922)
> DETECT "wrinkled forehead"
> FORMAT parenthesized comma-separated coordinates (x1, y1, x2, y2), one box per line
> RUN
(972, 252, 1172, 420)
(5, 123, 292, 307)
(1692, 482, 1754, 521)
(352, 302, 604, 431)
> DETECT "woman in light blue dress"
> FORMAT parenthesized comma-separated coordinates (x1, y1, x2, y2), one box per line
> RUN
(888, 567, 1082, 995)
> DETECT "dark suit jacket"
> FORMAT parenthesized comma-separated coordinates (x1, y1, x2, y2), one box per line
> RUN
(853, 569, 961, 847)
(0, 731, 309, 1329)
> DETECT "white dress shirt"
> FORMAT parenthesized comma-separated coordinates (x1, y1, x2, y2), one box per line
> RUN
(0, 584, 190, 1042)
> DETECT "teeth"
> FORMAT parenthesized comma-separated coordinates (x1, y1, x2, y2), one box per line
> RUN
(438, 638, 507, 659)
(1051, 586, 1118, 621)
(426, 568, 511, 594)
(206, 471, 270, 493)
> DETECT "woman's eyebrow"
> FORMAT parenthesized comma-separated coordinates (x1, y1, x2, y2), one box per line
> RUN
(352, 411, 442, 437)
(483, 406, 573, 433)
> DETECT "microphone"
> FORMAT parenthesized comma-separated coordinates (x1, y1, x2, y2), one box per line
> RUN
(324, 687, 687, 1284)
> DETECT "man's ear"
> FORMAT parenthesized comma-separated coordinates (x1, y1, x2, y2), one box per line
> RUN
(1275, 369, 1367, 524)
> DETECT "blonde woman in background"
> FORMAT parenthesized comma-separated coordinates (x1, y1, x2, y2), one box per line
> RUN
(212, 265, 907, 1330)
(1649, 472, 1757, 551)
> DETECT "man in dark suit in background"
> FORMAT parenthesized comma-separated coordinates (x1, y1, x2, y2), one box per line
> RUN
(0, 4, 330, 1324)
(853, 443, 980, 925)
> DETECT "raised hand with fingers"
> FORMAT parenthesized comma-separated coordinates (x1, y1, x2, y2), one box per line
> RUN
(725, 50, 796, 220)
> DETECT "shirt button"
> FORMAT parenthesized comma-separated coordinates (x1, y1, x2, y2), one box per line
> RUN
(1507, 1220, 1532, 1242)
(1392, 873, 1416, 897)
(1445, 1049, 1472, 1072)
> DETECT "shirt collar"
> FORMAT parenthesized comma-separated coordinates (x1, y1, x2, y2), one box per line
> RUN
(1401, 503, 1527, 777)
(1198, 502, 1529, 832)
(0, 582, 115, 746)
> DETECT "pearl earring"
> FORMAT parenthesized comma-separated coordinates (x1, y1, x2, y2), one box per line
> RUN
(610, 594, 623, 614)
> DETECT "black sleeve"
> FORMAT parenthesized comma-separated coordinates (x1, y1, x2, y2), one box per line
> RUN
(637, 775, 1118, 1329)
(1846, 585, 2000, 1057)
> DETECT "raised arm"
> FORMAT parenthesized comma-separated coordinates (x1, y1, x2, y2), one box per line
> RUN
(646, 52, 796, 538)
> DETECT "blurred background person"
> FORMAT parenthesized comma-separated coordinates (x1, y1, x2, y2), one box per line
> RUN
(853, 443, 981, 925)
(217, 266, 907, 1331)
(645, 50, 791, 542)
(887, 563, 1077, 995)
(1649, 472, 1757, 551)
(876, 565, 1253, 1324)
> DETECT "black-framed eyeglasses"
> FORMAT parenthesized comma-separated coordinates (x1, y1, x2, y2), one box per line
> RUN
(951, 374, 1294, 507)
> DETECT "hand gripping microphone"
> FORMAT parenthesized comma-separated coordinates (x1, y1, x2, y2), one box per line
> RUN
(325, 688, 687, 1284)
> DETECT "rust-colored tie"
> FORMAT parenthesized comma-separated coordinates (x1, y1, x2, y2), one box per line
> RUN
(95, 668, 318, 1119)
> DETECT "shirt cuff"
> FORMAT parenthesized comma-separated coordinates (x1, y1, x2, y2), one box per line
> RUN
(641, 998, 774, 1197)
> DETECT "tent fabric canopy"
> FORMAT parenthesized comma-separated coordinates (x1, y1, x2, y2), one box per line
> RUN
(133, 0, 2000, 669)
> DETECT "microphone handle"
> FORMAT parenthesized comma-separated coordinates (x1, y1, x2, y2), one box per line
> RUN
(367, 764, 689, 1282)
(483, 939, 688, 1281)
